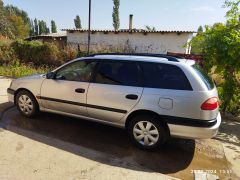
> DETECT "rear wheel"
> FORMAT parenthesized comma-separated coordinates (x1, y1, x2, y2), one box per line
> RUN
(16, 90, 39, 118)
(128, 114, 168, 150)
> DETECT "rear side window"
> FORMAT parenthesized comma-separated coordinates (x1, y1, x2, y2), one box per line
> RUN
(192, 64, 214, 90)
(95, 61, 140, 86)
(141, 62, 192, 90)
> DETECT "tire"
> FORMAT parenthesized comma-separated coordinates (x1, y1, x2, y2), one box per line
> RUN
(128, 114, 168, 150)
(16, 90, 39, 118)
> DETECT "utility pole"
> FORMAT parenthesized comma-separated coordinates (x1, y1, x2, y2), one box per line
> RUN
(87, 0, 92, 55)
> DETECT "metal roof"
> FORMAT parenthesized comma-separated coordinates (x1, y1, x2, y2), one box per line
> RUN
(62, 29, 195, 33)
(25, 32, 67, 40)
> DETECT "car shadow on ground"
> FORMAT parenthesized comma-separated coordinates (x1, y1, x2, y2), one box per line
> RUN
(1, 108, 195, 175)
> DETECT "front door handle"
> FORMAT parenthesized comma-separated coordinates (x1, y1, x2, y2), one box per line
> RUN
(126, 94, 138, 100)
(75, 88, 85, 93)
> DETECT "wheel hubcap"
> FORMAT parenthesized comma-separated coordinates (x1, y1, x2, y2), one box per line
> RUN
(133, 121, 159, 146)
(18, 95, 33, 114)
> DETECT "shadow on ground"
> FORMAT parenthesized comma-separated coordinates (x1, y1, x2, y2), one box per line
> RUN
(1, 107, 195, 176)
(215, 120, 240, 148)
(0, 102, 13, 118)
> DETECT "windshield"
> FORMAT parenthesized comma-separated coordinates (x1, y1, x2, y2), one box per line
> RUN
(192, 64, 215, 90)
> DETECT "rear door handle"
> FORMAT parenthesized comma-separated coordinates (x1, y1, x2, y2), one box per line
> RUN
(75, 88, 85, 93)
(126, 94, 138, 100)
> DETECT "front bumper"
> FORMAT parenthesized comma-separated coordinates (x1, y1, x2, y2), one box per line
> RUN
(7, 88, 15, 103)
(169, 113, 222, 139)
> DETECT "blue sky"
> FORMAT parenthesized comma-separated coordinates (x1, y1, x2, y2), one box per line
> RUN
(3, 0, 228, 31)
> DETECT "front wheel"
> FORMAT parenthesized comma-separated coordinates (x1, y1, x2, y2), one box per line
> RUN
(16, 90, 39, 118)
(128, 114, 168, 150)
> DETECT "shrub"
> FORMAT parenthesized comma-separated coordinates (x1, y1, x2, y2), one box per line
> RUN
(218, 86, 240, 115)
(60, 45, 78, 62)
(12, 39, 63, 66)
(0, 59, 49, 78)
(0, 39, 15, 65)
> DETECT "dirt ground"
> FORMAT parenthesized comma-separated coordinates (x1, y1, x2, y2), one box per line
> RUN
(215, 119, 240, 177)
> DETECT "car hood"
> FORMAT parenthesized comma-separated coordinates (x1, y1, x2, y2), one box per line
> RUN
(17, 74, 46, 80)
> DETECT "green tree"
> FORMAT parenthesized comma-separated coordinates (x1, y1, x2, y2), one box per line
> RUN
(38, 20, 44, 34)
(38, 20, 49, 34)
(0, 0, 14, 38)
(224, 0, 240, 18)
(74, 15, 82, 29)
(29, 20, 35, 36)
(34, 18, 38, 35)
(51, 20, 57, 33)
(191, 0, 240, 112)
(8, 14, 29, 38)
(145, 25, 156, 31)
(4, 5, 31, 37)
(112, 0, 120, 30)
(197, 26, 203, 33)
(4, 5, 30, 25)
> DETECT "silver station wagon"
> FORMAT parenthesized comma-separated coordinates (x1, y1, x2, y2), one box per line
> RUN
(8, 53, 221, 149)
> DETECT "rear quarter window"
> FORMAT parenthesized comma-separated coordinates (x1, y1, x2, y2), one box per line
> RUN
(192, 64, 215, 90)
(141, 62, 192, 90)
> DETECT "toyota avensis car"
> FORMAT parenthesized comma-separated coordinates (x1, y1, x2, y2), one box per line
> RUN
(7, 53, 221, 149)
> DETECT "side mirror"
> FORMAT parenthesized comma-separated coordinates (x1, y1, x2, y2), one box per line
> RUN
(46, 72, 56, 79)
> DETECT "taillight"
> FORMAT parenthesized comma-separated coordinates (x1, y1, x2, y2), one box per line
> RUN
(201, 97, 219, 110)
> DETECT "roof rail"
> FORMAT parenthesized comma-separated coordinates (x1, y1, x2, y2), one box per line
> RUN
(87, 53, 179, 62)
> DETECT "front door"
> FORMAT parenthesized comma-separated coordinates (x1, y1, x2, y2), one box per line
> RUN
(87, 60, 143, 122)
(41, 60, 97, 116)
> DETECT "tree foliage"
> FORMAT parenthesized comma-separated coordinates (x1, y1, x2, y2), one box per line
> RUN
(74, 15, 82, 29)
(197, 26, 203, 33)
(4, 5, 30, 25)
(0, 1, 33, 38)
(145, 25, 156, 31)
(223, 0, 240, 18)
(38, 20, 49, 35)
(0, 0, 14, 38)
(0, 1, 51, 38)
(112, 0, 120, 30)
(29, 20, 35, 36)
(34, 18, 38, 35)
(4, 4, 31, 38)
(191, 0, 240, 113)
(51, 20, 57, 33)
(8, 15, 29, 38)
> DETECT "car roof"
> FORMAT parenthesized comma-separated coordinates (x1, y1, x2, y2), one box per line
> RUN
(83, 55, 196, 66)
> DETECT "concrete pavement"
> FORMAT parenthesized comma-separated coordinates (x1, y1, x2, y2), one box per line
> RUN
(0, 77, 234, 180)
(0, 77, 178, 180)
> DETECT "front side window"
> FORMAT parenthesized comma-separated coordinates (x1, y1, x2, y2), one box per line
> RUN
(141, 62, 192, 90)
(55, 60, 97, 82)
(95, 61, 140, 86)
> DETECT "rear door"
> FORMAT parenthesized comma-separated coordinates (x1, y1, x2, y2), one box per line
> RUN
(87, 60, 143, 122)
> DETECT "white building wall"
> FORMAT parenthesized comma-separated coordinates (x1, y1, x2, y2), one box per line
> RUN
(67, 31, 192, 54)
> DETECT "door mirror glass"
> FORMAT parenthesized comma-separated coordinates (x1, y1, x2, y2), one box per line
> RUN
(46, 72, 56, 79)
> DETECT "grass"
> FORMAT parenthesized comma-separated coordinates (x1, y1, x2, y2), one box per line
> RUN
(0, 64, 50, 78)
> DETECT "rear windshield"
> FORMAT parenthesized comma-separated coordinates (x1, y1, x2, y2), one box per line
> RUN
(192, 64, 215, 90)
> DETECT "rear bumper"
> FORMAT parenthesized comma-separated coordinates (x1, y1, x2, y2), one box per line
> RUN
(169, 113, 221, 139)
(7, 88, 15, 103)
